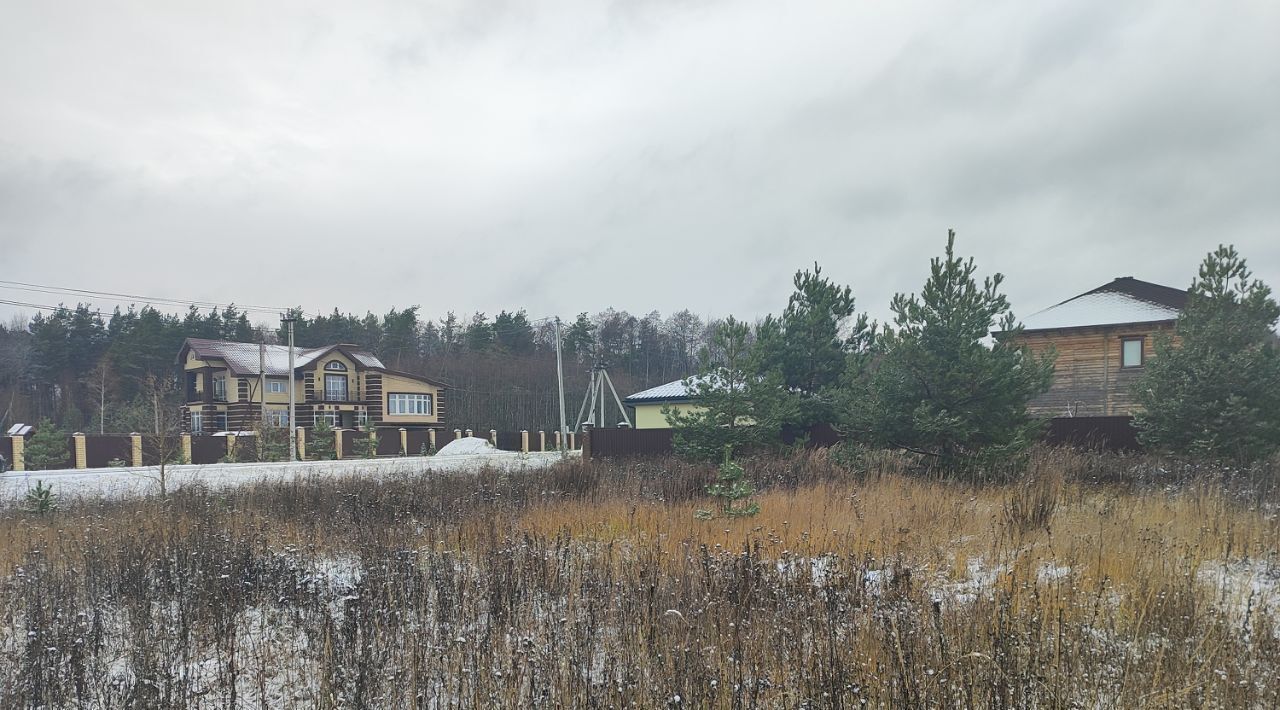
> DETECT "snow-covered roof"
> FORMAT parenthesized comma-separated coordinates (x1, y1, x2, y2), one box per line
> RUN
(624, 378, 697, 403)
(1017, 277, 1186, 332)
(182, 338, 384, 376)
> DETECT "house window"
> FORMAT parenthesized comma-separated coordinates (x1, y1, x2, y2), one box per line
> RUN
(268, 380, 286, 394)
(215, 413, 229, 432)
(267, 409, 290, 428)
(313, 412, 340, 428)
(324, 374, 348, 401)
(324, 361, 347, 371)
(388, 393, 433, 416)
(212, 376, 227, 401)
(190, 411, 204, 433)
(356, 410, 369, 427)
(1121, 338, 1144, 368)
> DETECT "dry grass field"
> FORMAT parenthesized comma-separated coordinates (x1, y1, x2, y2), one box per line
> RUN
(1, 448, 1277, 708)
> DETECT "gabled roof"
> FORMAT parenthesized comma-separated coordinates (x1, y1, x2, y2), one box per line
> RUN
(624, 377, 709, 404)
(1017, 277, 1187, 333)
(180, 338, 384, 376)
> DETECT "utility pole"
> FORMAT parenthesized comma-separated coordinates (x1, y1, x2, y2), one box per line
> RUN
(259, 342, 267, 430)
(281, 313, 297, 461)
(555, 317, 568, 456)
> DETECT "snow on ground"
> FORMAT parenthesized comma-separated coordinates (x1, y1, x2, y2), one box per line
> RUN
(435, 436, 499, 456)
(0, 449, 578, 501)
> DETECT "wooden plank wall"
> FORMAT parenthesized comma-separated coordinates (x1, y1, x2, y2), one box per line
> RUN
(1016, 323, 1174, 418)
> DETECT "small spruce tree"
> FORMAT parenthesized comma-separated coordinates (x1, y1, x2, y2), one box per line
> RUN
(24, 419, 70, 471)
(1134, 245, 1280, 462)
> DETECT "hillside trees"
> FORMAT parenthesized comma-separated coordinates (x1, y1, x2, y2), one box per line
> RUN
(852, 231, 1055, 471)
(1134, 245, 1280, 462)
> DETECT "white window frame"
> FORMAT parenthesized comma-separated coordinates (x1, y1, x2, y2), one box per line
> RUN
(268, 409, 290, 428)
(1121, 337, 1144, 368)
(215, 412, 229, 432)
(356, 410, 369, 427)
(268, 379, 286, 394)
(324, 360, 347, 371)
(212, 376, 227, 400)
(190, 411, 204, 434)
(324, 374, 348, 401)
(388, 393, 433, 416)
(313, 412, 340, 428)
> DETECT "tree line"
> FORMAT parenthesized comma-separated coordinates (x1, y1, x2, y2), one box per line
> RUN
(670, 234, 1280, 469)
(0, 301, 723, 433)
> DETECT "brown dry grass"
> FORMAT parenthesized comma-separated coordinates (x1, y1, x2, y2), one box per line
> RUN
(0, 448, 1277, 708)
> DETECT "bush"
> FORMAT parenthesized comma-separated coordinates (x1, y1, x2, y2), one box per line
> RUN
(23, 420, 70, 471)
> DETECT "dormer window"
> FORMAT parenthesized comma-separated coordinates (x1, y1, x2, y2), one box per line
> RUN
(324, 361, 347, 371)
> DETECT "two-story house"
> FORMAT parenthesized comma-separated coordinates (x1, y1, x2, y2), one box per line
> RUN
(177, 338, 446, 434)
(1003, 276, 1187, 420)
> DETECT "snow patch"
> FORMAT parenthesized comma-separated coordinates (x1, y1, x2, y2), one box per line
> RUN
(436, 436, 500, 456)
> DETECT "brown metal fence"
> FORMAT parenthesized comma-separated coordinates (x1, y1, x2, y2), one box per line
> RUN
(405, 429, 432, 455)
(190, 436, 227, 464)
(375, 429, 403, 456)
(142, 436, 184, 466)
(495, 430, 523, 452)
(84, 435, 133, 468)
(1045, 416, 1140, 451)
(339, 430, 358, 458)
(0, 437, 13, 469)
(585, 428, 675, 459)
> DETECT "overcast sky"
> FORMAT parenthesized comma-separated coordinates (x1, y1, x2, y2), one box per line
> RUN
(1, 0, 1277, 329)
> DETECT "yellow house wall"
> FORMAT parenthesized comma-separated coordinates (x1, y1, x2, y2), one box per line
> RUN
(312, 352, 360, 400)
(380, 372, 443, 425)
(634, 402, 702, 429)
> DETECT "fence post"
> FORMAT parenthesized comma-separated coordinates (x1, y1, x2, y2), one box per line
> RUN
(428, 428, 437, 453)
(399, 427, 408, 455)
(490, 429, 497, 446)
(554, 431, 562, 450)
(225, 433, 237, 462)
(181, 434, 192, 463)
(583, 429, 591, 458)
(538, 430, 546, 452)
(334, 428, 344, 459)
(520, 430, 529, 453)
(73, 432, 87, 469)
(10, 436, 23, 472)
(567, 432, 575, 450)
(465, 428, 473, 439)
(130, 433, 143, 467)
(296, 427, 307, 461)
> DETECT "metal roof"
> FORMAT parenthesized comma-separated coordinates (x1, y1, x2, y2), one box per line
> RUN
(183, 338, 384, 376)
(624, 377, 699, 403)
(1018, 277, 1186, 332)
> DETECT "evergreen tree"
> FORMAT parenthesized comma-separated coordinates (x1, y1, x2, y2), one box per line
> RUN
(24, 419, 70, 471)
(666, 317, 796, 461)
(857, 230, 1055, 471)
(464, 312, 494, 351)
(752, 264, 873, 429)
(1134, 245, 1280, 462)
(563, 313, 596, 361)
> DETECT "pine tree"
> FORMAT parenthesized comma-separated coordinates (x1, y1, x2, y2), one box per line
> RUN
(1134, 245, 1280, 462)
(695, 445, 760, 519)
(857, 230, 1055, 472)
(666, 317, 797, 461)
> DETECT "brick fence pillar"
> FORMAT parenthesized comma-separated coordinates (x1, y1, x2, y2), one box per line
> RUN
(465, 429, 473, 439)
(567, 432, 575, 450)
(428, 428, 437, 453)
(225, 433, 237, 462)
(296, 427, 307, 461)
(490, 429, 497, 446)
(554, 431, 562, 450)
(334, 429, 344, 459)
(520, 430, 529, 453)
(399, 427, 408, 455)
(130, 433, 143, 467)
(73, 433, 87, 469)
(454, 429, 462, 440)
(181, 434, 192, 463)
(538, 430, 546, 452)
(10, 436, 23, 471)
